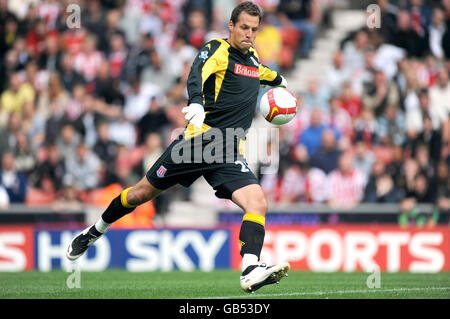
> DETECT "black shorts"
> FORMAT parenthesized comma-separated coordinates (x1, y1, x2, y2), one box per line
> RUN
(146, 134, 259, 200)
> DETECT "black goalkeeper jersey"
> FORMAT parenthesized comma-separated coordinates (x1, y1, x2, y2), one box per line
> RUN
(184, 38, 282, 140)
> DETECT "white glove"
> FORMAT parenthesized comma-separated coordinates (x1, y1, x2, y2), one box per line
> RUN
(182, 103, 205, 129)
(277, 75, 288, 88)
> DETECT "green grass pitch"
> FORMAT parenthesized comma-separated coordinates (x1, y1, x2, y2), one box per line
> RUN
(1, 271, 449, 299)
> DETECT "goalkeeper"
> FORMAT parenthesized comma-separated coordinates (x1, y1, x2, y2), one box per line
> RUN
(66, 1, 290, 292)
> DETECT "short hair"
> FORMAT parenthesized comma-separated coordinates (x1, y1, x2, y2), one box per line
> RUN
(230, 1, 262, 25)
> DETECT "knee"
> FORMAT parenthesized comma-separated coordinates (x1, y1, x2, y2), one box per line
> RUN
(246, 194, 268, 216)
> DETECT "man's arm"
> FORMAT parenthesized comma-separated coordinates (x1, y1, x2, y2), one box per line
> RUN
(259, 64, 287, 88)
(250, 48, 287, 88)
(184, 39, 224, 128)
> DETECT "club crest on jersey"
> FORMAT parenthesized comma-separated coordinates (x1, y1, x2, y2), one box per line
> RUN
(156, 165, 167, 178)
(199, 50, 209, 62)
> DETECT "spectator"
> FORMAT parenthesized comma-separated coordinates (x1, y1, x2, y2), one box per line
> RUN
(0, 15, 19, 56)
(342, 29, 369, 76)
(325, 51, 349, 95)
(433, 160, 450, 213)
(278, 0, 322, 58)
(124, 33, 158, 83)
(297, 160, 329, 203)
(0, 72, 35, 114)
(429, 68, 450, 122)
(418, 87, 447, 131)
(37, 72, 70, 120)
(123, 77, 161, 123)
(84, 0, 107, 36)
(0, 184, 9, 208)
(56, 123, 81, 161)
(13, 130, 35, 176)
(297, 108, 341, 157)
(136, 97, 170, 145)
(364, 172, 402, 203)
(93, 60, 125, 106)
(185, 8, 208, 50)
(412, 114, 442, 164)
(392, 10, 427, 58)
(142, 132, 164, 173)
(427, 7, 447, 60)
(73, 33, 104, 83)
(407, 0, 431, 36)
(99, 8, 124, 53)
(328, 152, 367, 208)
(328, 95, 353, 141)
(30, 144, 66, 195)
(109, 113, 137, 149)
(376, 104, 406, 146)
(164, 34, 197, 81)
(353, 139, 375, 179)
(254, 15, 282, 71)
(338, 82, 362, 120)
(362, 70, 399, 118)
(0, 112, 21, 159)
(310, 129, 342, 174)
(414, 142, 435, 179)
(377, 0, 398, 44)
(387, 144, 406, 188)
(0, 151, 27, 203)
(399, 172, 436, 227)
(399, 158, 421, 197)
(25, 18, 47, 58)
(302, 77, 330, 111)
(93, 121, 119, 185)
(59, 53, 85, 92)
(64, 142, 101, 192)
(183, 0, 213, 31)
(107, 31, 128, 79)
(38, 31, 62, 72)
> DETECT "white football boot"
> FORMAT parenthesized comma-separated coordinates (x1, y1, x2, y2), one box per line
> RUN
(66, 226, 102, 261)
(240, 262, 290, 293)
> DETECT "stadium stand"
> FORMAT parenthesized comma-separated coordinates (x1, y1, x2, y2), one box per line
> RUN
(0, 0, 449, 229)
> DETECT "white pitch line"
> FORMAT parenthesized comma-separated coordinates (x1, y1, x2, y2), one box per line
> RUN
(203, 287, 450, 299)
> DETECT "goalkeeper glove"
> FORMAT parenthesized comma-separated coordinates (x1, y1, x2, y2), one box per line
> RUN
(182, 103, 205, 129)
(278, 75, 288, 88)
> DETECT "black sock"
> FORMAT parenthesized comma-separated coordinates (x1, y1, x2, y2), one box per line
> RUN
(239, 220, 265, 259)
(101, 195, 136, 224)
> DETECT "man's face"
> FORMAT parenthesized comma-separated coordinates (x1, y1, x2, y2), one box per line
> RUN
(228, 11, 259, 53)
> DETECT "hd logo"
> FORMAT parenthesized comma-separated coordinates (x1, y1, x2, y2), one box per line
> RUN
(35, 229, 230, 271)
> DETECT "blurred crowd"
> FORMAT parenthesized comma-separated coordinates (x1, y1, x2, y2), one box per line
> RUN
(259, 0, 450, 226)
(0, 0, 327, 212)
(1, 0, 449, 227)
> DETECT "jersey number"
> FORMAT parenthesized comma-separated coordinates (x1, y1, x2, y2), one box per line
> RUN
(235, 160, 249, 173)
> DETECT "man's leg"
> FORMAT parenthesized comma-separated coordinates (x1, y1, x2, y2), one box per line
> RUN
(94, 177, 163, 234)
(231, 184, 268, 271)
(66, 177, 162, 260)
(231, 184, 290, 292)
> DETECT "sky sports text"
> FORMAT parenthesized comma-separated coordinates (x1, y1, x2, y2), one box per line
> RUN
(0, 227, 449, 272)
